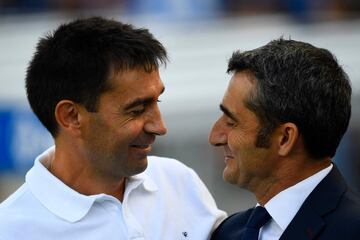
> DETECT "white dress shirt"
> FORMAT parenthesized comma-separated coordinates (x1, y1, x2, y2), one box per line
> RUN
(0, 147, 226, 240)
(259, 164, 333, 240)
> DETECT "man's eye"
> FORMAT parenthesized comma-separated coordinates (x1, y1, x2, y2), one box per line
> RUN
(226, 121, 236, 127)
(130, 107, 145, 116)
(222, 115, 236, 127)
(224, 117, 237, 127)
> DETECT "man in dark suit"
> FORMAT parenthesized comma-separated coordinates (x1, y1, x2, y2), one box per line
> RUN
(209, 38, 360, 240)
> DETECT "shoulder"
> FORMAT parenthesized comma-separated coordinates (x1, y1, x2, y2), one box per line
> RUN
(323, 171, 360, 220)
(145, 155, 210, 193)
(211, 208, 252, 240)
(310, 165, 360, 221)
(318, 188, 360, 238)
(343, 187, 360, 206)
(145, 156, 227, 219)
(146, 155, 198, 181)
(313, 185, 360, 237)
(0, 182, 50, 221)
(335, 187, 360, 219)
(147, 155, 192, 171)
(217, 208, 252, 229)
(0, 184, 36, 233)
(0, 184, 28, 210)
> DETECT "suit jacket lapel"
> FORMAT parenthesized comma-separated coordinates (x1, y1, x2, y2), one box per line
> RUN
(279, 165, 347, 240)
(279, 205, 325, 239)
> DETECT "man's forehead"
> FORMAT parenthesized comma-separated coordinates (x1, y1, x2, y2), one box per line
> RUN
(221, 71, 257, 114)
(107, 67, 161, 90)
(96, 67, 164, 108)
(231, 69, 257, 82)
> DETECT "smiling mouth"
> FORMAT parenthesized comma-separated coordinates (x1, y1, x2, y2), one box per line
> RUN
(131, 145, 150, 149)
(223, 155, 234, 164)
(224, 147, 234, 162)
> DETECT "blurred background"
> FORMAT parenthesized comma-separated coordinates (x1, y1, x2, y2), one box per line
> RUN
(0, 0, 359, 215)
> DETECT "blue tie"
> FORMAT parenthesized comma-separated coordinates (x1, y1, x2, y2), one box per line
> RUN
(242, 206, 271, 240)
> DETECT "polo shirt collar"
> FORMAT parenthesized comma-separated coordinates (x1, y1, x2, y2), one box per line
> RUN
(129, 171, 158, 192)
(26, 146, 158, 223)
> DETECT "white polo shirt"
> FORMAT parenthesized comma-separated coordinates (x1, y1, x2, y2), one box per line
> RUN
(0, 147, 226, 240)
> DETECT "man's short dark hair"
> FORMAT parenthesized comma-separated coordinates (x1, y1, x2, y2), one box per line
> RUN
(227, 38, 352, 159)
(26, 16, 168, 137)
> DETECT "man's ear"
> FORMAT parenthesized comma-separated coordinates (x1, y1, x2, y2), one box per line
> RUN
(54, 100, 83, 137)
(277, 122, 299, 157)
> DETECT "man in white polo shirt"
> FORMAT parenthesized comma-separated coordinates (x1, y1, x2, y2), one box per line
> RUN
(0, 17, 226, 240)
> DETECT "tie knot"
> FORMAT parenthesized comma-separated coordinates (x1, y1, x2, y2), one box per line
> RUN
(246, 206, 271, 229)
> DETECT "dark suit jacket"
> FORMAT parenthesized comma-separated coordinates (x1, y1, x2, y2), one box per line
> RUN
(211, 165, 360, 240)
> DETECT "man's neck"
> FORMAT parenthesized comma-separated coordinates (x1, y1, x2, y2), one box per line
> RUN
(49, 144, 126, 202)
(254, 158, 332, 205)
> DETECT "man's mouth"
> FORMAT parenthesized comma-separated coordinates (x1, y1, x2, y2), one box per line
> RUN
(130, 136, 156, 155)
(130, 144, 152, 154)
(131, 144, 151, 149)
(224, 147, 234, 162)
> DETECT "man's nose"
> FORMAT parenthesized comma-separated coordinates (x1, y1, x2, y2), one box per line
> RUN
(144, 105, 167, 136)
(209, 118, 227, 146)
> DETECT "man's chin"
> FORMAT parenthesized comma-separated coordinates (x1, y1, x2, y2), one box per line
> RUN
(127, 156, 148, 176)
(135, 160, 148, 174)
(223, 168, 239, 185)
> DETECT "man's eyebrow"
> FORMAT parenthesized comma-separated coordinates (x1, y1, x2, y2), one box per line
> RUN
(124, 86, 165, 111)
(220, 104, 238, 121)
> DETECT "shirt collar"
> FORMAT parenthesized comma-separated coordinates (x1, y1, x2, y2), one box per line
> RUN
(26, 146, 158, 223)
(129, 170, 158, 192)
(263, 164, 333, 231)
